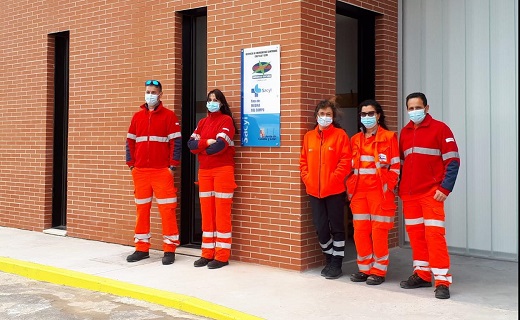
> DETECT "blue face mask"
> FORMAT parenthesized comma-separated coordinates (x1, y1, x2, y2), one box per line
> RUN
(317, 116, 333, 128)
(207, 101, 220, 113)
(360, 115, 377, 129)
(408, 109, 426, 124)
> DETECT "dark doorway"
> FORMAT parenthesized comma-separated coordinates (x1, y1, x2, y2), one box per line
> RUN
(335, 2, 378, 261)
(50, 31, 70, 230)
(180, 8, 207, 247)
(335, 2, 377, 137)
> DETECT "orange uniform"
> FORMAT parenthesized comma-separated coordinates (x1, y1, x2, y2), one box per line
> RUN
(346, 127, 399, 277)
(399, 113, 460, 287)
(300, 125, 352, 267)
(126, 101, 181, 253)
(188, 111, 236, 263)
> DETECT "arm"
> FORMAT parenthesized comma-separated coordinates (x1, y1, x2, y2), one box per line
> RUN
(187, 119, 209, 154)
(437, 125, 460, 197)
(168, 113, 182, 167)
(206, 117, 235, 155)
(299, 134, 309, 183)
(385, 132, 400, 192)
(333, 133, 352, 184)
(126, 116, 136, 168)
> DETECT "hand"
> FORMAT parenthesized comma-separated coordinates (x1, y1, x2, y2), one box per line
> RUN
(433, 189, 447, 202)
(207, 139, 217, 145)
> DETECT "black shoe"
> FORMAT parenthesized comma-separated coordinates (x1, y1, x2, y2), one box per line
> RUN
(366, 275, 385, 285)
(350, 272, 369, 282)
(320, 263, 331, 277)
(194, 257, 213, 267)
(126, 251, 149, 262)
(162, 252, 175, 265)
(325, 266, 343, 279)
(400, 273, 432, 289)
(207, 260, 229, 269)
(435, 285, 450, 299)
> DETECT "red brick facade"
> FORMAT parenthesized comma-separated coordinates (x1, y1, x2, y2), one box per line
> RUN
(0, 0, 398, 271)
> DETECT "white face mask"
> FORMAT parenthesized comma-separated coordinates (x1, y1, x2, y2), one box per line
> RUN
(317, 116, 333, 128)
(408, 109, 426, 124)
(360, 115, 377, 129)
(145, 94, 159, 108)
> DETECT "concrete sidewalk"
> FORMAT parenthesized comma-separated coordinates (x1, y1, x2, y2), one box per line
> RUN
(0, 226, 517, 320)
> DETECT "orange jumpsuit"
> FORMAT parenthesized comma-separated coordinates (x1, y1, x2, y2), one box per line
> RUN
(188, 111, 236, 263)
(126, 102, 181, 253)
(346, 127, 399, 277)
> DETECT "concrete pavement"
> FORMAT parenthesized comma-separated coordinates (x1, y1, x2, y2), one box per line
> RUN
(0, 271, 208, 319)
(0, 226, 517, 320)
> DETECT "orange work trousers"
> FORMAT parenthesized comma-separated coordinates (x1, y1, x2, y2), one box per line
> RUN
(402, 189, 451, 287)
(198, 166, 236, 262)
(132, 167, 179, 253)
(350, 189, 396, 277)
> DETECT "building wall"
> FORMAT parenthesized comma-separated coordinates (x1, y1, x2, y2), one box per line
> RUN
(400, 0, 518, 261)
(0, 0, 398, 271)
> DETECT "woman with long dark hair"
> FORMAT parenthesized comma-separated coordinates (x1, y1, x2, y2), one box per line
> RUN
(187, 89, 237, 269)
(346, 99, 400, 285)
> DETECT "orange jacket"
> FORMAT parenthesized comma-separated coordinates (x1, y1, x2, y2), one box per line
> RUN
(300, 125, 352, 198)
(346, 127, 400, 200)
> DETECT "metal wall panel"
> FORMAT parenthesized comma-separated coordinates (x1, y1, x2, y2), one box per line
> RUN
(400, 0, 518, 260)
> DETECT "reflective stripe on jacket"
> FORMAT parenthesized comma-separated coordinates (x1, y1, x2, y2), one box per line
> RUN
(399, 114, 460, 197)
(126, 102, 181, 168)
(300, 125, 352, 199)
(188, 111, 235, 169)
(346, 127, 400, 200)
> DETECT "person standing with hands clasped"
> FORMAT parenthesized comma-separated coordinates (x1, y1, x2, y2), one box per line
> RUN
(399, 92, 460, 299)
(346, 100, 400, 285)
(188, 89, 237, 269)
(125, 80, 181, 265)
(300, 99, 352, 279)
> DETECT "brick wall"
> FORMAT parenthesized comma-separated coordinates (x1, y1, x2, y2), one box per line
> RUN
(0, 0, 398, 271)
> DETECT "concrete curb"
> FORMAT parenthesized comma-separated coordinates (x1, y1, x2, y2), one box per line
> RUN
(0, 257, 263, 320)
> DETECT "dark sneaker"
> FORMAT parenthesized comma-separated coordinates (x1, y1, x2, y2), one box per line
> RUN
(325, 266, 343, 279)
(126, 251, 149, 262)
(207, 260, 229, 269)
(400, 273, 432, 289)
(350, 272, 369, 282)
(320, 263, 331, 277)
(435, 285, 450, 299)
(194, 257, 213, 267)
(162, 252, 175, 265)
(366, 275, 385, 285)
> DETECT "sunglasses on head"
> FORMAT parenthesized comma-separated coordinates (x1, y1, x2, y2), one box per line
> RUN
(145, 80, 161, 86)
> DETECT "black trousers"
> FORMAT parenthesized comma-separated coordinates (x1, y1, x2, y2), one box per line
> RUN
(309, 192, 346, 265)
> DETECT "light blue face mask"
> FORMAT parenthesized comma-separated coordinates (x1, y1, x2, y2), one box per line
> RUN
(206, 101, 220, 113)
(408, 109, 426, 124)
(360, 115, 377, 129)
(145, 94, 159, 108)
(317, 116, 333, 127)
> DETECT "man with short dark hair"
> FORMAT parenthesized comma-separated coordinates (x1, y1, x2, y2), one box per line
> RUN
(398, 92, 460, 299)
(125, 80, 181, 265)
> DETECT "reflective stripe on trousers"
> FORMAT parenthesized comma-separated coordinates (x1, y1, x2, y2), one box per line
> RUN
(403, 189, 451, 287)
(198, 166, 236, 262)
(132, 167, 180, 253)
(309, 192, 346, 266)
(350, 189, 395, 277)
